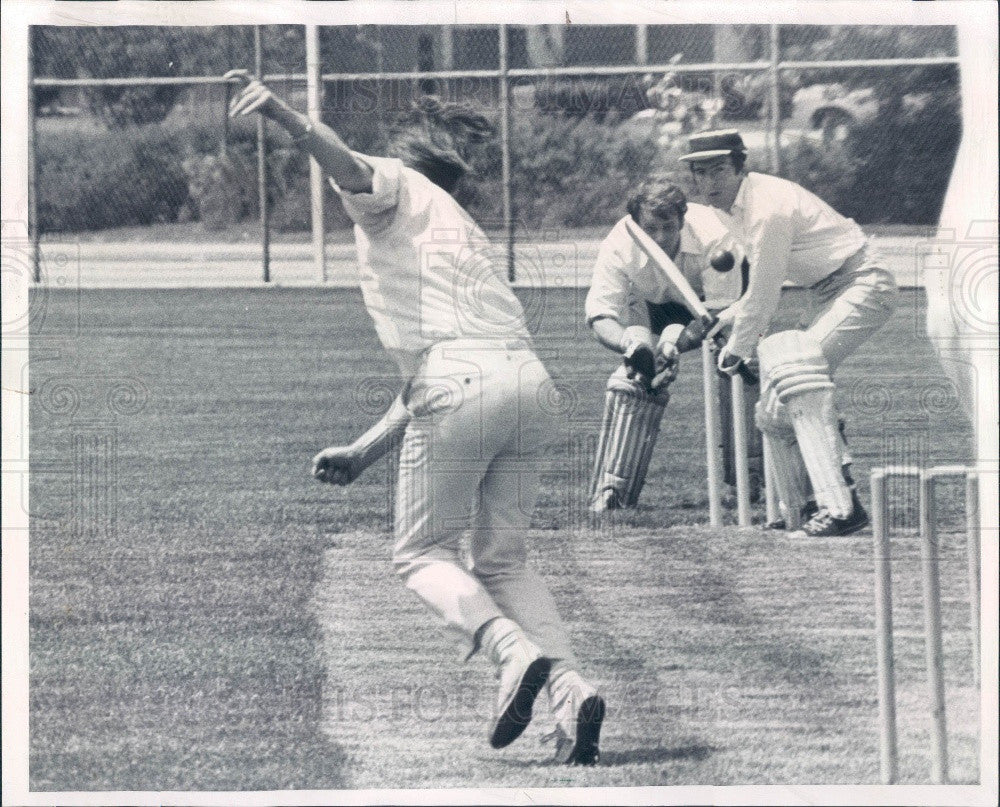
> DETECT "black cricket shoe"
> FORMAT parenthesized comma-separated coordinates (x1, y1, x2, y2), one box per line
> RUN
(546, 694, 606, 766)
(796, 494, 869, 538)
(489, 656, 552, 749)
(764, 500, 819, 531)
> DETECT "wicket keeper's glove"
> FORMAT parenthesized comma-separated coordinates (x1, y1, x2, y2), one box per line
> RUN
(620, 333, 656, 384)
(652, 324, 684, 389)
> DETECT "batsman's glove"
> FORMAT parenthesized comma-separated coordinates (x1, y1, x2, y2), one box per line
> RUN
(672, 318, 710, 353)
(716, 347, 759, 384)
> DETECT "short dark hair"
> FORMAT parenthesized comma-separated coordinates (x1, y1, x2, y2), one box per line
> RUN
(627, 173, 688, 224)
(687, 152, 747, 175)
(387, 96, 493, 193)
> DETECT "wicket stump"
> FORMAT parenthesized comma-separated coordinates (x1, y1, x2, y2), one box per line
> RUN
(702, 341, 754, 528)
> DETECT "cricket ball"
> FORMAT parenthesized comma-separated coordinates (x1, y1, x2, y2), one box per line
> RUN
(709, 248, 735, 273)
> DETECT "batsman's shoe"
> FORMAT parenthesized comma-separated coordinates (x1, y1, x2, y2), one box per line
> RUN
(764, 499, 819, 531)
(481, 618, 552, 749)
(543, 667, 605, 765)
(794, 493, 869, 538)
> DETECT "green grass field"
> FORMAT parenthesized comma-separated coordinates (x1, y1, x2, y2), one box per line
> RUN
(28, 286, 978, 791)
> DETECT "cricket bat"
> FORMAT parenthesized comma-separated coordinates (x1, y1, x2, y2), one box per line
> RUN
(625, 217, 757, 384)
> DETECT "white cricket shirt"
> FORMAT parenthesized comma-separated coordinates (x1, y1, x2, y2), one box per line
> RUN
(722, 172, 867, 356)
(585, 203, 745, 327)
(332, 155, 531, 378)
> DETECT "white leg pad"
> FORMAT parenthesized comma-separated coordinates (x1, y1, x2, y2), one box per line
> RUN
(756, 393, 810, 528)
(759, 330, 853, 519)
(763, 431, 811, 528)
(590, 369, 668, 508)
(785, 387, 853, 518)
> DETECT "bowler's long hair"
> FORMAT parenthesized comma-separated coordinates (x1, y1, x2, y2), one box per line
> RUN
(387, 96, 493, 193)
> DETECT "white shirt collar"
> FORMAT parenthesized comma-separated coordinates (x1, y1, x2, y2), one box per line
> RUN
(729, 173, 751, 215)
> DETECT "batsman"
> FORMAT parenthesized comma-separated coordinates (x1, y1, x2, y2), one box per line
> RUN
(682, 130, 899, 537)
(585, 173, 761, 513)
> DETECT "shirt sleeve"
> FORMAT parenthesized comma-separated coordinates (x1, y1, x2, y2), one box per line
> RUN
(328, 154, 402, 220)
(585, 233, 632, 326)
(726, 210, 794, 357)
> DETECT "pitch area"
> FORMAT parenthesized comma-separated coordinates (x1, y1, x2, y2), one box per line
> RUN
(28, 286, 978, 789)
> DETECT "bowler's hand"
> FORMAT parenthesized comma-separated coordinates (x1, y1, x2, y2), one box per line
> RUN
(312, 445, 363, 486)
(225, 69, 279, 119)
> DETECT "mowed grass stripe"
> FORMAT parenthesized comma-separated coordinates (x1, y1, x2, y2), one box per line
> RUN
(29, 287, 977, 789)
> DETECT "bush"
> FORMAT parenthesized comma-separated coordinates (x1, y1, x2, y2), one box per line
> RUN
(88, 86, 182, 129)
(36, 85, 959, 234)
(781, 87, 959, 225)
(504, 110, 661, 229)
(840, 89, 959, 224)
(263, 147, 354, 233)
(37, 113, 365, 234)
(34, 27, 190, 128)
(37, 123, 190, 232)
(783, 139, 860, 219)
(531, 78, 649, 123)
(181, 151, 254, 230)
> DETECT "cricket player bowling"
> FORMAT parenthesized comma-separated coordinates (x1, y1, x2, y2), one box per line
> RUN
(226, 71, 604, 763)
(585, 173, 759, 512)
(682, 130, 899, 537)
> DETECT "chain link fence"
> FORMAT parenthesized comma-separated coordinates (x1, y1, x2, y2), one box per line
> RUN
(30, 24, 959, 282)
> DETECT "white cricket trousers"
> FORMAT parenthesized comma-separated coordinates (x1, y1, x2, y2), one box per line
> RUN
(393, 337, 575, 662)
(803, 245, 899, 370)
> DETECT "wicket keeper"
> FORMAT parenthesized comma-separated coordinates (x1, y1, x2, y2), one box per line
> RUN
(225, 71, 604, 763)
(682, 130, 899, 537)
(585, 174, 761, 512)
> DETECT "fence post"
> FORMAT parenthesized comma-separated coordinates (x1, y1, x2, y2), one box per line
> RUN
(254, 26, 271, 283)
(499, 24, 515, 283)
(306, 24, 325, 283)
(635, 25, 648, 65)
(441, 26, 454, 70)
(222, 28, 233, 157)
(28, 28, 40, 283)
(769, 24, 782, 175)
